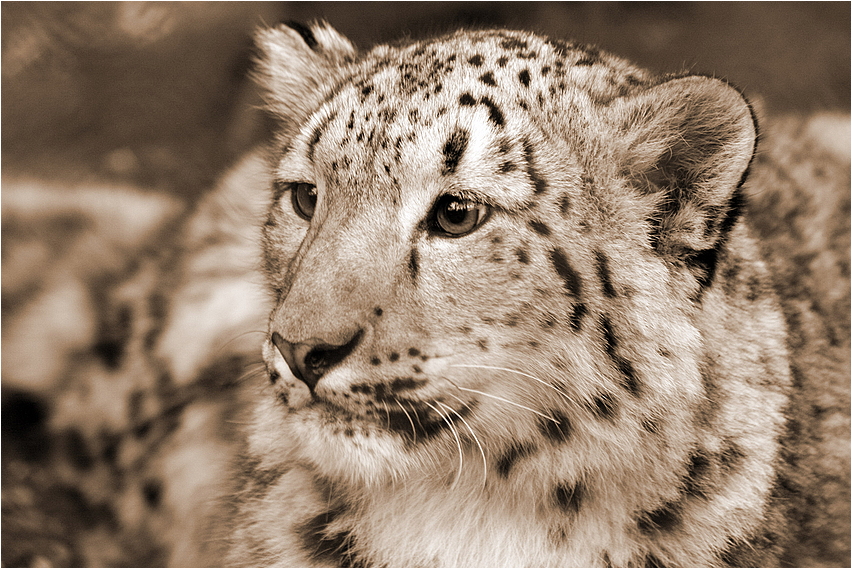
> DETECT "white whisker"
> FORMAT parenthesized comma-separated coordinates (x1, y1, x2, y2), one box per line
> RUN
(424, 401, 463, 489)
(437, 400, 487, 489)
(450, 363, 575, 404)
(214, 329, 267, 355)
(443, 377, 560, 424)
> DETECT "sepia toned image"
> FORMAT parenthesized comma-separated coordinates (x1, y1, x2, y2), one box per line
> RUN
(2, 2, 849, 567)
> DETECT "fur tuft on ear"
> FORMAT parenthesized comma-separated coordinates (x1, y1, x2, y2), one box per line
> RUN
(612, 75, 757, 263)
(253, 21, 356, 136)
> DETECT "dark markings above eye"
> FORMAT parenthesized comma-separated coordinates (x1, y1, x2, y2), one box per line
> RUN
(442, 128, 469, 175)
(479, 96, 505, 127)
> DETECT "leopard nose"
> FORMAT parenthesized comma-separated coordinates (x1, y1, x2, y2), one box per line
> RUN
(270, 329, 364, 391)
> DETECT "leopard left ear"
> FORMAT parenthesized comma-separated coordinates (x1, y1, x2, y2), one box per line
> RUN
(254, 21, 356, 138)
(612, 75, 757, 259)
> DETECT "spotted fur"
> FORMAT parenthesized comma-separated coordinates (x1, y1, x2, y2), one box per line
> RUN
(2, 20, 847, 569)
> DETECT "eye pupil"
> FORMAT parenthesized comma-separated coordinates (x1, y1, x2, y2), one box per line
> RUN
(433, 195, 489, 236)
(291, 182, 317, 220)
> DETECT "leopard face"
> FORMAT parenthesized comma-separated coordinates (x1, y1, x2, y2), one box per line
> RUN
(245, 22, 789, 567)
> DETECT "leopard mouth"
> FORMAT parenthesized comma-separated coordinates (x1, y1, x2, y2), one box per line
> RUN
(310, 394, 477, 445)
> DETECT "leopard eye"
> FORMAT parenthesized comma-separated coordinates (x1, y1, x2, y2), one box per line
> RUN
(431, 194, 490, 237)
(290, 182, 318, 221)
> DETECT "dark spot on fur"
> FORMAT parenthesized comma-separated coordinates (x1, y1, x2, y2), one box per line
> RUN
(389, 352, 400, 362)
(496, 442, 536, 477)
(370, 357, 381, 366)
(639, 503, 680, 533)
(516, 247, 530, 264)
(468, 54, 484, 66)
(522, 140, 548, 194)
(554, 481, 584, 513)
(374, 307, 383, 317)
(459, 93, 476, 106)
(297, 508, 358, 566)
(269, 370, 280, 384)
(479, 96, 505, 127)
(407, 348, 420, 357)
(408, 248, 420, 280)
(497, 56, 508, 67)
(529, 220, 551, 236)
(361, 85, 373, 96)
(720, 439, 746, 471)
(499, 161, 517, 173)
(479, 71, 497, 86)
(539, 410, 572, 443)
(569, 302, 587, 331)
(684, 451, 714, 498)
(501, 38, 528, 50)
(595, 250, 617, 297)
(590, 392, 617, 419)
(94, 302, 133, 369)
(549, 248, 583, 297)
(600, 316, 641, 396)
(442, 128, 469, 175)
(541, 65, 551, 76)
(142, 479, 162, 508)
(518, 69, 531, 86)
(558, 194, 571, 215)
(642, 417, 661, 434)
(477, 338, 489, 351)
(277, 391, 289, 405)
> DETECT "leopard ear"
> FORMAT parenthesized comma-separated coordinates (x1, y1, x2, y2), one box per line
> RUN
(612, 76, 757, 261)
(254, 21, 356, 131)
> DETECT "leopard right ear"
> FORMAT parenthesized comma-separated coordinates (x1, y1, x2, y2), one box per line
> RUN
(254, 21, 356, 130)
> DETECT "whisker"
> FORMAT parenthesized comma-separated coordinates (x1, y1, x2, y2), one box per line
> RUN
(382, 401, 391, 431)
(394, 399, 418, 445)
(424, 401, 463, 489)
(437, 400, 487, 490)
(237, 362, 267, 384)
(443, 377, 560, 424)
(214, 329, 267, 355)
(450, 363, 575, 404)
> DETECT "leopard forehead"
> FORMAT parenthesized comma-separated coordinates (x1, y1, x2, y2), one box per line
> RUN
(297, 30, 649, 188)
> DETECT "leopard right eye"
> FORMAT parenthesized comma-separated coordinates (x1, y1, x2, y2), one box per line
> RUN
(281, 182, 317, 221)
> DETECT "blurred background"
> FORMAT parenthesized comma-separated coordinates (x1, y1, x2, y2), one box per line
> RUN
(3, 1, 849, 199)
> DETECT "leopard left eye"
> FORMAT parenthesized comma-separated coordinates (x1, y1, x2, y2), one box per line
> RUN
(430, 194, 490, 237)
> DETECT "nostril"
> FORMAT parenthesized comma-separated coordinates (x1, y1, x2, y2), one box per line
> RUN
(305, 329, 364, 373)
(270, 329, 364, 392)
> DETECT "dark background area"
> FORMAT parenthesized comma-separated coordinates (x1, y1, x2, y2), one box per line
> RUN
(2, 1, 849, 199)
